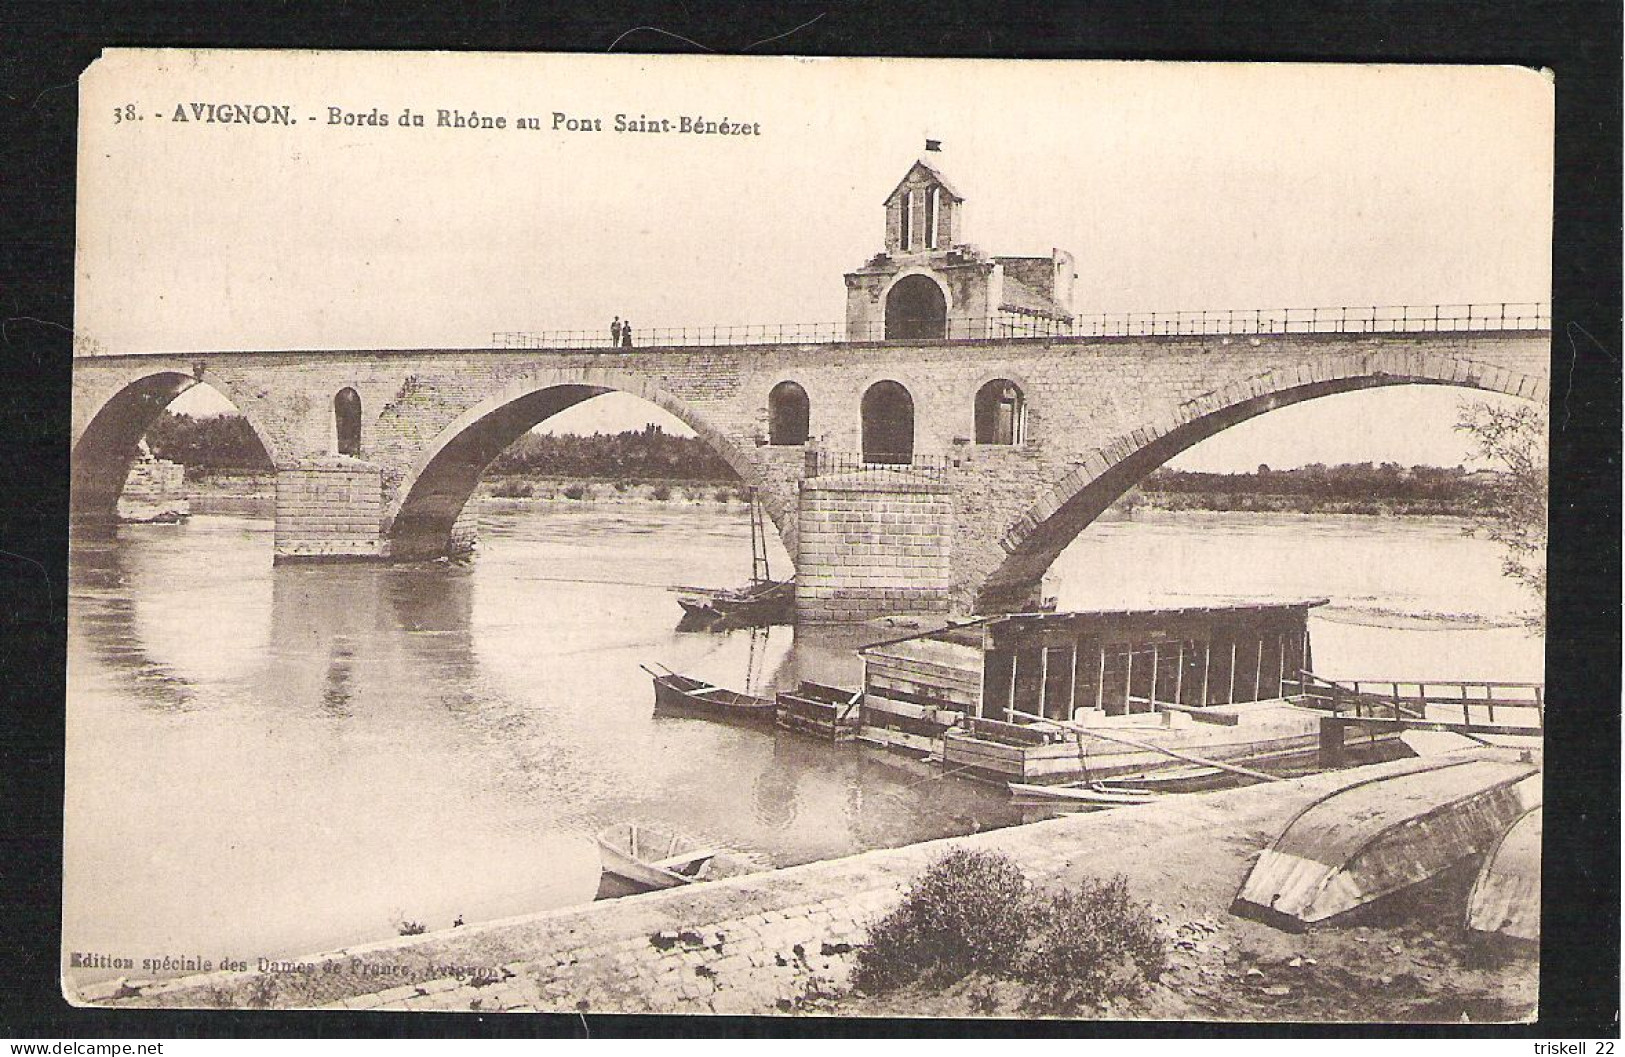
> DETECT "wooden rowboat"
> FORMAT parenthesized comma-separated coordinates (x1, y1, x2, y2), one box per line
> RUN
(595, 822, 757, 898)
(642, 664, 778, 725)
(1007, 782, 1158, 806)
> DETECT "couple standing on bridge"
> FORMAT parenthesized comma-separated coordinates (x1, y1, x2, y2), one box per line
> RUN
(610, 316, 635, 348)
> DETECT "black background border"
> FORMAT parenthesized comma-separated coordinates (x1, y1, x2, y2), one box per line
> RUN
(1, 0, 1618, 1041)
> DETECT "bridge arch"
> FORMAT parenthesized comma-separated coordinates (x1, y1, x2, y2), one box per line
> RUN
(976, 349, 1548, 611)
(383, 368, 790, 562)
(71, 369, 282, 524)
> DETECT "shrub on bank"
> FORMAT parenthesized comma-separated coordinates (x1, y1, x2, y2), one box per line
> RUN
(853, 850, 1165, 1013)
(491, 479, 533, 498)
(853, 849, 1032, 992)
(1016, 875, 1167, 1011)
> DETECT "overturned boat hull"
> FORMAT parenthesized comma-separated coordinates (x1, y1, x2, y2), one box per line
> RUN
(1234, 755, 1541, 929)
(1466, 805, 1542, 942)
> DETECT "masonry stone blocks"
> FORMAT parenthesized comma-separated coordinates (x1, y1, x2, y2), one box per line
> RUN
(73, 329, 1550, 620)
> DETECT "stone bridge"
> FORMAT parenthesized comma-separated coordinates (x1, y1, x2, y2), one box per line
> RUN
(71, 329, 1550, 621)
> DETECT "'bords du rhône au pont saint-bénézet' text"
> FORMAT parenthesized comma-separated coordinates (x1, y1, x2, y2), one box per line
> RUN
(128, 102, 761, 136)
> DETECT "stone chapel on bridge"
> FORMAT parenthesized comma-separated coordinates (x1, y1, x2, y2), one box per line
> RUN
(843, 148, 1077, 342)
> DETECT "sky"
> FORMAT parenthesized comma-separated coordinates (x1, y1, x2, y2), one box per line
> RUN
(77, 51, 1553, 470)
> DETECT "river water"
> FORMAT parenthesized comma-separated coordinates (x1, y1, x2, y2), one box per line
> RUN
(63, 502, 1542, 982)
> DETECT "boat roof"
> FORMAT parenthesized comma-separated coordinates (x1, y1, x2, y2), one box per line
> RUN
(858, 599, 1329, 654)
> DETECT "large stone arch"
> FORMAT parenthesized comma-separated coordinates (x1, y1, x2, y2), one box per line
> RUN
(975, 348, 1548, 611)
(382, 368, 793, 562)
(71, 369, 283, 524)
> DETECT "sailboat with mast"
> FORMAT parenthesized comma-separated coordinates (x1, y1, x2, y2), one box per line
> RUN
(670, 488, 794, 628)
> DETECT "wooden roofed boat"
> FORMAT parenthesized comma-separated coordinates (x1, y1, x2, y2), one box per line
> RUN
(594, 822, 759, 898)
(641, 664, 778, 725)
(856, 601, 1332, 781)
(1232, 755, 1542, 930)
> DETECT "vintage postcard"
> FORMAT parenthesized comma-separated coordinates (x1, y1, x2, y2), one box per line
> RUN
(67, 50, 1552, 1020)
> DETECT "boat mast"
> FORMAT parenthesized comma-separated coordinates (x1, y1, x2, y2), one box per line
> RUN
(750, 488, 771, 583)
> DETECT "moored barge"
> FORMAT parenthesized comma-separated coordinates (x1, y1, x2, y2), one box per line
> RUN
(855, 600, 1348, 783)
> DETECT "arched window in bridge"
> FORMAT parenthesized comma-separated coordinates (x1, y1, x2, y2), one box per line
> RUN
(334, 387, 362, 457)
(768, 381, 811, 446)
(861, 380, 915, 465)
(884, 274, 947, 341)
(974, 379, 1027, 445)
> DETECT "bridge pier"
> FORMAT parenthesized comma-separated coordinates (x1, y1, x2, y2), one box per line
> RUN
(273, 458, 387, 562)
(795, 474, 955, 624)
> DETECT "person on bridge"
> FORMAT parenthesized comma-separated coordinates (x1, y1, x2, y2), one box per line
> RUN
(610, 316, 622, 346)
(621, 319, 634, 347)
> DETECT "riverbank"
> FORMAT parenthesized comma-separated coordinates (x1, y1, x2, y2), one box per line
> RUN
(177, 471, 1494, 519)
(1135, 491, 1490, 518)
(180, 472, 751, 512)
(77, 750, 1537, 1021)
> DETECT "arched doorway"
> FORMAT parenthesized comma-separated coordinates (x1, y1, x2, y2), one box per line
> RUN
(767, 381, 810, 445)
(861, 380, 915, 465)
(334, 388, 362, 457)
(884, 275, 947, 340)
(974, 379, 1026, 445)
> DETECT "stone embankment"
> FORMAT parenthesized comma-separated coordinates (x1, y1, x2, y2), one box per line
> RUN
(77, 752, 1535, 1019)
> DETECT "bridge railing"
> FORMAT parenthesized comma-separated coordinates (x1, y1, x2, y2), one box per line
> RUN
(807, 450, 957, 482)
(490, 302, 1548, 349)
(1288, 670, 1545, 731)
(1001, 302, 1551, 338)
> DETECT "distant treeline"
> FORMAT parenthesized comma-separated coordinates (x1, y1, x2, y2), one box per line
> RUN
(147, 412, 736, 481)
(1142, 462, 1498, 508)
(489, 425, 737, 481)
(146, 411, 274, 470)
